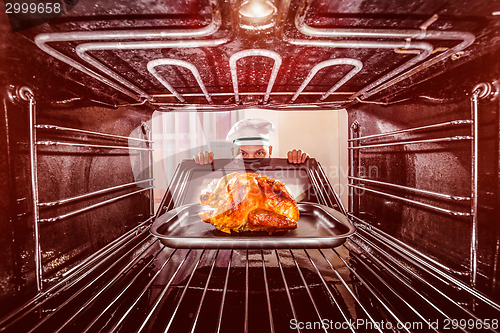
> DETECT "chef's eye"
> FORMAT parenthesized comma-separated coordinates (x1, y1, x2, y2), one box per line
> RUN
(240, 151, 248, 157)
(256, 151, 265, 156)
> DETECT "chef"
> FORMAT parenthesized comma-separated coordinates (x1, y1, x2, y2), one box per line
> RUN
(194, 118, 309, 164)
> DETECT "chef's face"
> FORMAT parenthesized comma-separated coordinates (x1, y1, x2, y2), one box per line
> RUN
(233, 145, 273, 159)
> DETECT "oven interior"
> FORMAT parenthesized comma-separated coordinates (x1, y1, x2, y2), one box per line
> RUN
(0, 0, 499, 331)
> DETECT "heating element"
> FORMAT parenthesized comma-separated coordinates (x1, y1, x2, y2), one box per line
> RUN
(29, 0, 476, 109)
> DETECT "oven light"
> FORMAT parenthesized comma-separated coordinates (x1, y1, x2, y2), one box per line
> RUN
(239, 0, 277, 30)
(240, 0, 275, 19)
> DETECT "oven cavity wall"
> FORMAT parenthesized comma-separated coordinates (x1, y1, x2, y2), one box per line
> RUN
(347, 49, 500, 303)
(0, 95, 153, 314)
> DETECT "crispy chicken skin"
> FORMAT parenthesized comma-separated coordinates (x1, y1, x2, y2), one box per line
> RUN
(199, 172, 299, 234)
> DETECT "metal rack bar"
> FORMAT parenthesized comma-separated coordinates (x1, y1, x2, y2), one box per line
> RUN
(348, 213, 469, 276)
(229, 49, 282, 104)
(25, 236, 158, 333)
(291, 58, 363, 102)
(150, 101, 349, 111)
(306, 164, 340, 211)
(349, 235, 482, 333)
(244, 250, 249, 333)
(88, 247, 178, 332)
(349, 122, 357, 214)
(307, 168, 329, 208)
(354, 234, 500, 332)
(346, 246, 439, 332)
(156, 163, 182, 216)
(172, 169, 193, 206)
(331, 248, 412, 332)
(317, 249, 384, 333)
(159, 168, 184, 213)
(38, 187, 154, 223)
(348, 176, 470, 202)
(275, 250, 301, 333)
(317, 169, 337, 207)
(147, 58, 213, 103)
(494, 240, 500, 293)
(27, 92, 42, 292)
(303, 250, 355, 333)
(52, 244, 165, 333)
(306, 161, 341, 210)
(261, 250, 275, 333)
(470, 89, 480, 289)
(315, 166, 340, 214)
(36, 140, 153, 151)
(142, 122, 155, 218)
(164, 250, 206, 333)
(190, 250, 220, 333)
(58, 217, 154, 281)
(137, 249, 193, 333)
(288, 250, 328, 333)
(0, 218, 153, 331)
(216, 250, 233, 333)
(348, 120, 472, 142)
(108, 249, 177, 332)
(316, 164, 347, 214)
(351, 218, 500, 312)
(347, 136, 472, 150)
(38, 179, 153, 207)
(348, 184, 471, 217)
(152, 91, 354, 98)
(35, 124, 152, 143)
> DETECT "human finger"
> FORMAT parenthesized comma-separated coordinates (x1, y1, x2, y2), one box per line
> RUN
(288, 150, 296, 163)
(209, 151, 214, 163)
(289, 149, 299, 164)
(203, 151, 211, 164)
(194, 153, 201, 164)
(301, 152, 309, 163)
(295, 150, 303, 163)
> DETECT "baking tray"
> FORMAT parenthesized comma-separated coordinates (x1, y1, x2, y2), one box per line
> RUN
(150, 202, 355, 249)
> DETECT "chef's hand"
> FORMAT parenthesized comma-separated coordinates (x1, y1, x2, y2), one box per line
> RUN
(287, 149, 309, 164)
(194, 151, 214, 165)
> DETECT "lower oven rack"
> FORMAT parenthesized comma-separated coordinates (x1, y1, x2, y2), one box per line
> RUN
(1, 156, 499, 332)
(1, 231, 499, 333)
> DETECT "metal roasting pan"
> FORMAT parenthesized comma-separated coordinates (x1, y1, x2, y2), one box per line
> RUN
(150, 202, 356, 249)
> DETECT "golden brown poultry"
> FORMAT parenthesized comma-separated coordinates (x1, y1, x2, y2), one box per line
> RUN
(199, 172, 299, 234)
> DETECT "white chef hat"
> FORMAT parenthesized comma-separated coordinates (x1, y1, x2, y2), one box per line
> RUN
(226, 118, 275, 146)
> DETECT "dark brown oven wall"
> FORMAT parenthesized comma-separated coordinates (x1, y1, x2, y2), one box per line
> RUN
(1, 48, 153, 318)
(0, 99, 153, 314)
(1, 5, 156, 313)
(348, 48, 500, 302)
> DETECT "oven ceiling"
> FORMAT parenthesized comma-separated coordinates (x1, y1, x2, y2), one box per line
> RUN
(15, 0, 500, 110)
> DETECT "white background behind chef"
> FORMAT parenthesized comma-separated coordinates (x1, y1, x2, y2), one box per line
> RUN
(194, 118, 309, 164)
(150, 109, 348, 212)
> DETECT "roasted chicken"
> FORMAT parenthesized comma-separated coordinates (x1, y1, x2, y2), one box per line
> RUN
(199, 172, 299, 234)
